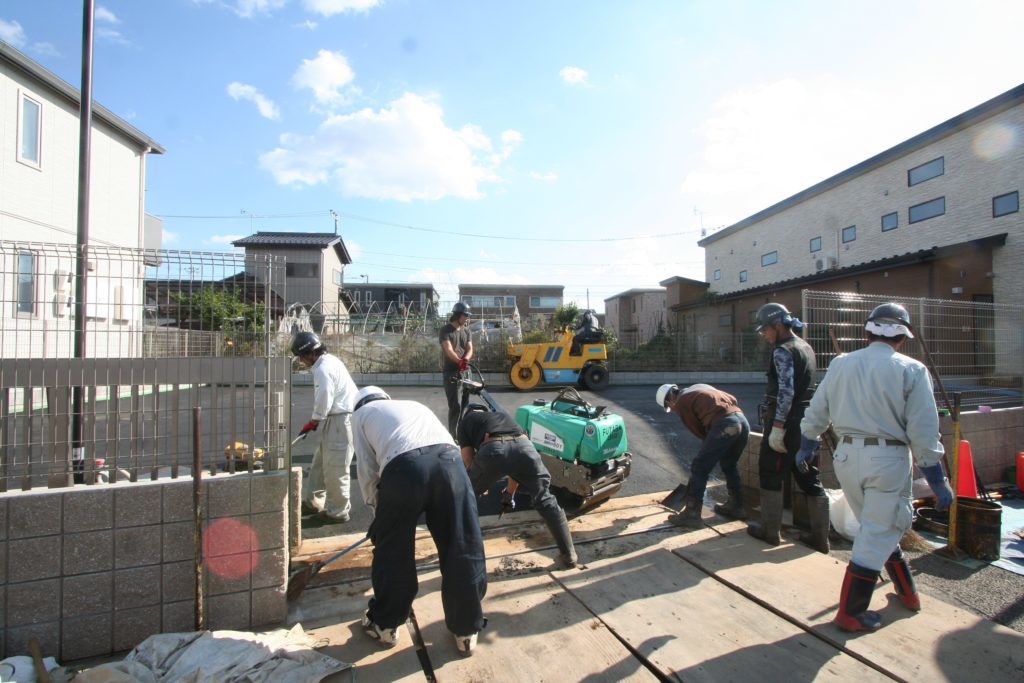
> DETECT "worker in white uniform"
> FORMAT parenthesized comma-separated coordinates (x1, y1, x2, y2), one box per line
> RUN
(353, 387, 487, 656)
(293, 331, 359, 522)
(800, 303, 953, 632)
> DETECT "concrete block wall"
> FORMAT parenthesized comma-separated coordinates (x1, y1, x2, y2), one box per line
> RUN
(0, 470, 289, 662)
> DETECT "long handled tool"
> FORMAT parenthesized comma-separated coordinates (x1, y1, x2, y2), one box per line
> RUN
(287, 534, 370, 601)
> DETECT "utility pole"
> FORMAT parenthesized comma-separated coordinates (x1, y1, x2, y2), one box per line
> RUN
(71, 0, 95, 485)
(330, 209, 339, 235)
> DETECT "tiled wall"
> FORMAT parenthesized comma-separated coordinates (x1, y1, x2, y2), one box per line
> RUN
(0, 470, 289, 662)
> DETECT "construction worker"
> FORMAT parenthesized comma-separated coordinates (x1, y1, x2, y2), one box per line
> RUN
(801, 303, 953, 632)
(292, 331, 358, 522)
(457, 403, 578, 568)
(352, 386, 487, 655)
(440, 301, 474, 437)
(657, 384, 750, 527)
(747, 303, 830, 554)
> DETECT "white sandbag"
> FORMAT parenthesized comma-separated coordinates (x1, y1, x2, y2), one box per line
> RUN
(825, 488, 859, 541)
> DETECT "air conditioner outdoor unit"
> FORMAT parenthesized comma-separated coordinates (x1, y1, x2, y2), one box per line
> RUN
(814, 256, 837, 272)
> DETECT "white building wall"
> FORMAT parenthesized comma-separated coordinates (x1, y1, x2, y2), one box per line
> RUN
(704, 102, 1024, 309)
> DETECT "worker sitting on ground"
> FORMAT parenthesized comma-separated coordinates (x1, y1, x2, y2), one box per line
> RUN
(458, 403, 579, 569)
(352, 386, 488, 656)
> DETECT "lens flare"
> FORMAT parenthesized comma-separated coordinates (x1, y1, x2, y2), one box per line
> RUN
(203, 517, 259, 579)
(971, 123, 1017, 161)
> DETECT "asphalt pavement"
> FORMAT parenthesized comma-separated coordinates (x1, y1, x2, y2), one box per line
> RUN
(289, 381, 1024, 634)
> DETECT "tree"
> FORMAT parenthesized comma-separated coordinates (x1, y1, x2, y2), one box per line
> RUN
(170, 287, 265, 331)
(553, 303, 580, 329)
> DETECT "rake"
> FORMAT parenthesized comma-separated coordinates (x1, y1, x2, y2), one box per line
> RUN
(286, 534, 370, 601)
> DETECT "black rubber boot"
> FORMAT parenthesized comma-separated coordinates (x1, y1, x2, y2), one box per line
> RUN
(747, 489, 783, 546)
(668, 496, 704, 529)
(798, 495, 831, 554)
(834, 562, 882, 632)
(713, 487, 745, 520)
(545, 508, 578, 569)
(884, 548, 920, 610)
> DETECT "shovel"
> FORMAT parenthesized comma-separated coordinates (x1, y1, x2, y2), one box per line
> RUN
(286, 534, 370, 601)
(661, 483, 690, 511)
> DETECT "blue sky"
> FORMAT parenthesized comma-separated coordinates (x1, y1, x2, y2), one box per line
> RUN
(3, 1, 1023, 311)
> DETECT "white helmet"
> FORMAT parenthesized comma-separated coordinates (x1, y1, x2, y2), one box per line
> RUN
(354, 385, 390, 411)
(656, 384, 678, 412)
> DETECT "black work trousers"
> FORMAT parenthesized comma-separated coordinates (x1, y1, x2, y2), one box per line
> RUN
(368, 443, 487, 637)
(757, 407, 825, 496)
(467, 436, 574, 557)
(443, 370, 461, 437)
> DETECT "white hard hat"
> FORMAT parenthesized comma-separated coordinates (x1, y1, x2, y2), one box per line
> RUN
(354, 385, 390, 411)
(656, 384, 678, 412)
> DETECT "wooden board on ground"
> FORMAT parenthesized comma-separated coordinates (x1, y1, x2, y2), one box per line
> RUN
(674, 529, 1024, 682)
(301, 581, 432, 683)
(411, 568, 660, 682)
(556, 545, 888, 682)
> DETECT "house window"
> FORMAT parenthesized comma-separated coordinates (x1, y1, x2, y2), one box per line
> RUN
(909, 196, 945, 224)
(16, 250, 36, 314)
(993, 191, 1019, 217)
(842, 225, 856, 243)
(908, 156, 944, 186)
(718, 314, 732, 327)
(351, 290, 360, 304)
(713, 269, 721, 281)
(529, 296, 560, 308)
(286, 263, 319, 278)
(809, 237, 821, 253)
(881, 212, 898, 232)
(333, 270, 343, 286)
(18, 92, 42, 168)
(739, 270, 748, 283)
(761, 251, 778, 267)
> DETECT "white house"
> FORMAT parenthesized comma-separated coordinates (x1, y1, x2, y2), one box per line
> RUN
(0, 40, 165, 358)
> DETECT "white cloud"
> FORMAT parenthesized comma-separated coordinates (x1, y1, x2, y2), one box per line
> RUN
(231, 0, 287, 18)
(0, 18, 27, 47)
(204, 234, 245, 246)
(95, 6, 120, 23)
(302, 0, 383, 16)
(529, 171, 558, 182)
(259, 92, 515, 201)
(31, 42, 60, 56)
(227, 81, 281, 120)
(559, 66, 588, 85)
(162, 229, 179, 244)
(291, 49, 355, 106)
(295, 19, 318, 30)
(96, 27, 129, 44)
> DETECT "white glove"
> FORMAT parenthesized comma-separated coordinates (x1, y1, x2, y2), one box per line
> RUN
(768, 426, 787, 453)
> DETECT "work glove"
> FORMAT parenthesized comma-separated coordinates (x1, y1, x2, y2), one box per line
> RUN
(458, 357, 469, 372)
(499, 488, 516, 516)
(299, 420, 319, 436)
(768, 425, 787, 453)
(795, 435, 821, 474)
(920, 463, 954, 511)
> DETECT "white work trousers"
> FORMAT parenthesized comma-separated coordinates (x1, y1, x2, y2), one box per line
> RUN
(303, 414, 354, 518)
(832, 440, 914, 570)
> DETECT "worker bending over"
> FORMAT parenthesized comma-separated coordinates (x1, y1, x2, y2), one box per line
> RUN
(352, 386, 487, 655)
(458, 404, 578, 569)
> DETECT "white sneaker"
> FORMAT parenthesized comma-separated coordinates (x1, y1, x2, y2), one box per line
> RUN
(362, 612, 400, 647)
(453, 632, 478, 656)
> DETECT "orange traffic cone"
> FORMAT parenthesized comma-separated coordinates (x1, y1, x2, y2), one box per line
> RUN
(956, 440, 979, 498)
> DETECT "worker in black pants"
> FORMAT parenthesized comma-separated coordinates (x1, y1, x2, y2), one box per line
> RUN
(353, 386, 487, 656)
(458, 404, 578, 569)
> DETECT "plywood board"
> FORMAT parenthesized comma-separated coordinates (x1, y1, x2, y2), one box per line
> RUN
(673, 530, 1024, 682)
(411, 568, 660, 682)
(557, 546, 889, 682)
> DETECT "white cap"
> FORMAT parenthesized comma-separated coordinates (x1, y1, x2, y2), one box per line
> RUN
(656, 384, 677, 412)
(354, 385, 390, 411)
(865, 320, 914, 338)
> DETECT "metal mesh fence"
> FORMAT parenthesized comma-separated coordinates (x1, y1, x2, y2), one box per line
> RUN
(0, 241, 291, 491)
(802, 290, 1024, 409)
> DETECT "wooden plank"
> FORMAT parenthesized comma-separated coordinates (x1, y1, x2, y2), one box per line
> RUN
(673, 529, 1024, 682)
(412, 568, 659, 682)
(556, 545, 888, 682)
(299, 577, 434, 683)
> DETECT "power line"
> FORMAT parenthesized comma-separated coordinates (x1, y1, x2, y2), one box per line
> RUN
(358, 249, 705, 268)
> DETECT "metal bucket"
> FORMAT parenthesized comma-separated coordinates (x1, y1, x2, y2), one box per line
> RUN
(955, 496, 1002, 561)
